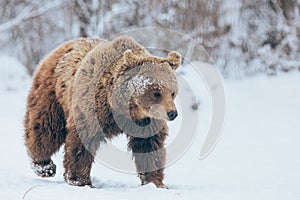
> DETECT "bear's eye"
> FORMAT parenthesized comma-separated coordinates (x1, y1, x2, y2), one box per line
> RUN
(171, 92, 175, 97)
(153, 91, 161, 98)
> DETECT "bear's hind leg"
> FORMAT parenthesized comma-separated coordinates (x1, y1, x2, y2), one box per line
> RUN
(63, 125, 101, 187)
(24, 93, 67, 178)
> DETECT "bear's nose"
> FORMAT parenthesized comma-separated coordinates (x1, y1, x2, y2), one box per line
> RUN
(167, 110, 178, 121)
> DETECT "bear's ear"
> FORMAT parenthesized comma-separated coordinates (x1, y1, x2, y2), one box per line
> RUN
(166, 51, 182, 70)
(124, 49, 140, 66)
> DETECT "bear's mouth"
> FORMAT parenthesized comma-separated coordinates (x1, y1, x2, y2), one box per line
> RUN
(134, 117, 151, 127)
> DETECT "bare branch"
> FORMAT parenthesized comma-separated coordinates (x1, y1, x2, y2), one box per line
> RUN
(0, 0, 67, 33)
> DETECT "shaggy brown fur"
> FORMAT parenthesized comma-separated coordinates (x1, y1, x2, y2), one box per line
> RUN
(24, 36, 181, 188)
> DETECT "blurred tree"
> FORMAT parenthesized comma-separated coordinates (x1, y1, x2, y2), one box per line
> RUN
(0, 0, 299, 77)
(73, 0, 92, 37)
(279, 0, 297, 22)
(0, 0, 66, 75)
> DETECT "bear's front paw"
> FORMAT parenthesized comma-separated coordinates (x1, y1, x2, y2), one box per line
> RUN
(64, 172, 94, 188)
(68, 179, 94, 188)
(139, 173, 168, 189)
(152, 181, 169, 189)
(141, 181, 169, 189)
(32, 160, 56, 178)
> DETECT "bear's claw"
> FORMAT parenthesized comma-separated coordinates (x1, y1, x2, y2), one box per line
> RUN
(32, 160, 56, 178)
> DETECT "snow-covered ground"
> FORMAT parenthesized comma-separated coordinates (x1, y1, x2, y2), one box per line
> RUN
(0, 55, 299, 200)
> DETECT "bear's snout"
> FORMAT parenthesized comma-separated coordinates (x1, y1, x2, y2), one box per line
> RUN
(167, 110, 178, 121)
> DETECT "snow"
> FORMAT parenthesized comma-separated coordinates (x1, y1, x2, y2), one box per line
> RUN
(130, 75, 153, 94)
(0, 55, 300, 199)
(0, 54, 30, 92)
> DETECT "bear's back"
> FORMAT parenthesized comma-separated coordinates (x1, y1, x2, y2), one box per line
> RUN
(54, 38, 104, 116)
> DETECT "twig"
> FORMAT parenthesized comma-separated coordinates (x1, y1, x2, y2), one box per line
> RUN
(22, 185, 43, 199)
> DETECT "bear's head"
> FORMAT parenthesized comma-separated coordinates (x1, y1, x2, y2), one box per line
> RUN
(111, 48, 181, 125)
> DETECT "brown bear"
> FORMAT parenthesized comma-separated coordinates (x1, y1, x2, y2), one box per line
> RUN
(24, 36, 181, 188)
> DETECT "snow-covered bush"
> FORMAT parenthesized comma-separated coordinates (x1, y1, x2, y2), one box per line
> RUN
(215, 0, 300, 78)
